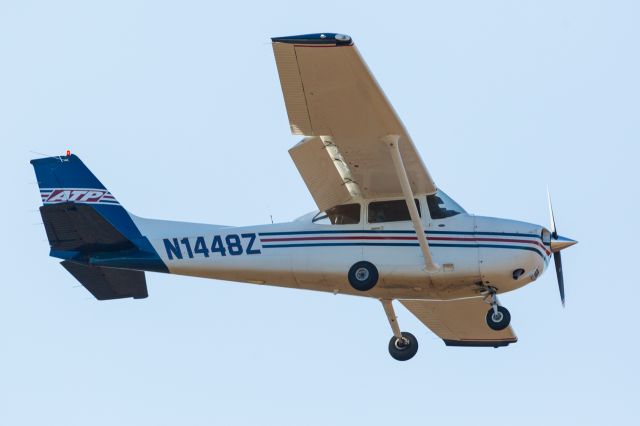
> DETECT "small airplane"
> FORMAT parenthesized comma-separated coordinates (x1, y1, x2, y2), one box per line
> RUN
(31, 33, 576, 361)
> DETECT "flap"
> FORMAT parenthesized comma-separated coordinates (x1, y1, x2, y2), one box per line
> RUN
(289, 136, 358, 212)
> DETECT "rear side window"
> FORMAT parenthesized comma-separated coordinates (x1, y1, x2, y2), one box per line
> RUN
(312, 203, 361, 225)
(368, 199, 420, 223)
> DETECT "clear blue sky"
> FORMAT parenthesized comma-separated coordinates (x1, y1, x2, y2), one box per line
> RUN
(2, 1, 638, 424)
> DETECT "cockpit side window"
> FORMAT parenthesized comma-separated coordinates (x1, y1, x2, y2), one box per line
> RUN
(368, 199, 420, 223)
(312, 203, 361, 225)
(426, 190, 466, 219)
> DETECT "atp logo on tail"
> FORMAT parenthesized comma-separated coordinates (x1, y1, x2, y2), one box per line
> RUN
(41, 188, 119, 205)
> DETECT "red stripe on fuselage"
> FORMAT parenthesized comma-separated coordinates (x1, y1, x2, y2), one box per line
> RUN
(260, 235, 550, 255)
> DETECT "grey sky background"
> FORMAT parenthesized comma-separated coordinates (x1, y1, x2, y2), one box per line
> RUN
(1, 1, 638, 424)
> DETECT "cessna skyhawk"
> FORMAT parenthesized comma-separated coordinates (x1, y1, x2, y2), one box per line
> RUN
(31, 33, 576, 360)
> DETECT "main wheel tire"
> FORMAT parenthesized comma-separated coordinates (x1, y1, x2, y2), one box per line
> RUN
(388, 331, 419, 361)
(485, 306, 511, 331)
(347, 261, 379, 291)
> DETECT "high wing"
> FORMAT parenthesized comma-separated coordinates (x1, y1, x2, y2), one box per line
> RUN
(400, 298, 518, 347)
(272, 33, 436, 211)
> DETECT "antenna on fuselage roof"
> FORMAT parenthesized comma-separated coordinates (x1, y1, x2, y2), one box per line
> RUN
(266, 203, 274, 224)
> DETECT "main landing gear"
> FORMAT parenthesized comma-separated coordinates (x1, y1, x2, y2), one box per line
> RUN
(348, 261, 379, 292)
(381, 299, 418, 361)
(481, 286, 511, 331)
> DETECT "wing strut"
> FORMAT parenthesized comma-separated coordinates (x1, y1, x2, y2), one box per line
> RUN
(383, 135, 439, 272)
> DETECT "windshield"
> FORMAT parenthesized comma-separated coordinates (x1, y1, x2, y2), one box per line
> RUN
(426, 190, 466, 219)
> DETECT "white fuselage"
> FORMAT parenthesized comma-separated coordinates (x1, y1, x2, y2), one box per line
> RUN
(131, 197, 550, 301)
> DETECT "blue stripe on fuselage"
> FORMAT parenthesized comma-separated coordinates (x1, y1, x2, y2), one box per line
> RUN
(260, 241, 549, 261)
(258, 230, 543, 239)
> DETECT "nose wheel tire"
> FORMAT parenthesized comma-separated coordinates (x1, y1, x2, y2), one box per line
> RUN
(348, 261, 379, 291)
(486, 306, 511, 331)
(388, 331, 419, 361)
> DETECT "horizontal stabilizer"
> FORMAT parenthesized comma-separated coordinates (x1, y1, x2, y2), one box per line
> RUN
(40, 202, 134, 252)
(61, 260, 148, 300)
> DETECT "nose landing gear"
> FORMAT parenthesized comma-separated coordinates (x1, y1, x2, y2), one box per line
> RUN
(486, 305, 511, 330)
(481, 286, 511, 331)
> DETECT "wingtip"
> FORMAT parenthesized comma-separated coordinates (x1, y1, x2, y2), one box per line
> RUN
(271, 33, 353, 46)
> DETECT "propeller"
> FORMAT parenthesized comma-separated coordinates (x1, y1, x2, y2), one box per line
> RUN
(547, 190, 577, 307)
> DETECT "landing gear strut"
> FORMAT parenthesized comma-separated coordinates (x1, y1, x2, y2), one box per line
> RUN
(481, 287, 511, 331)
(381, 299, 418, 361)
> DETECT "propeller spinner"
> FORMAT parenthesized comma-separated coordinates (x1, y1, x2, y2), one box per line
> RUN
(547, 191, 577, 306)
